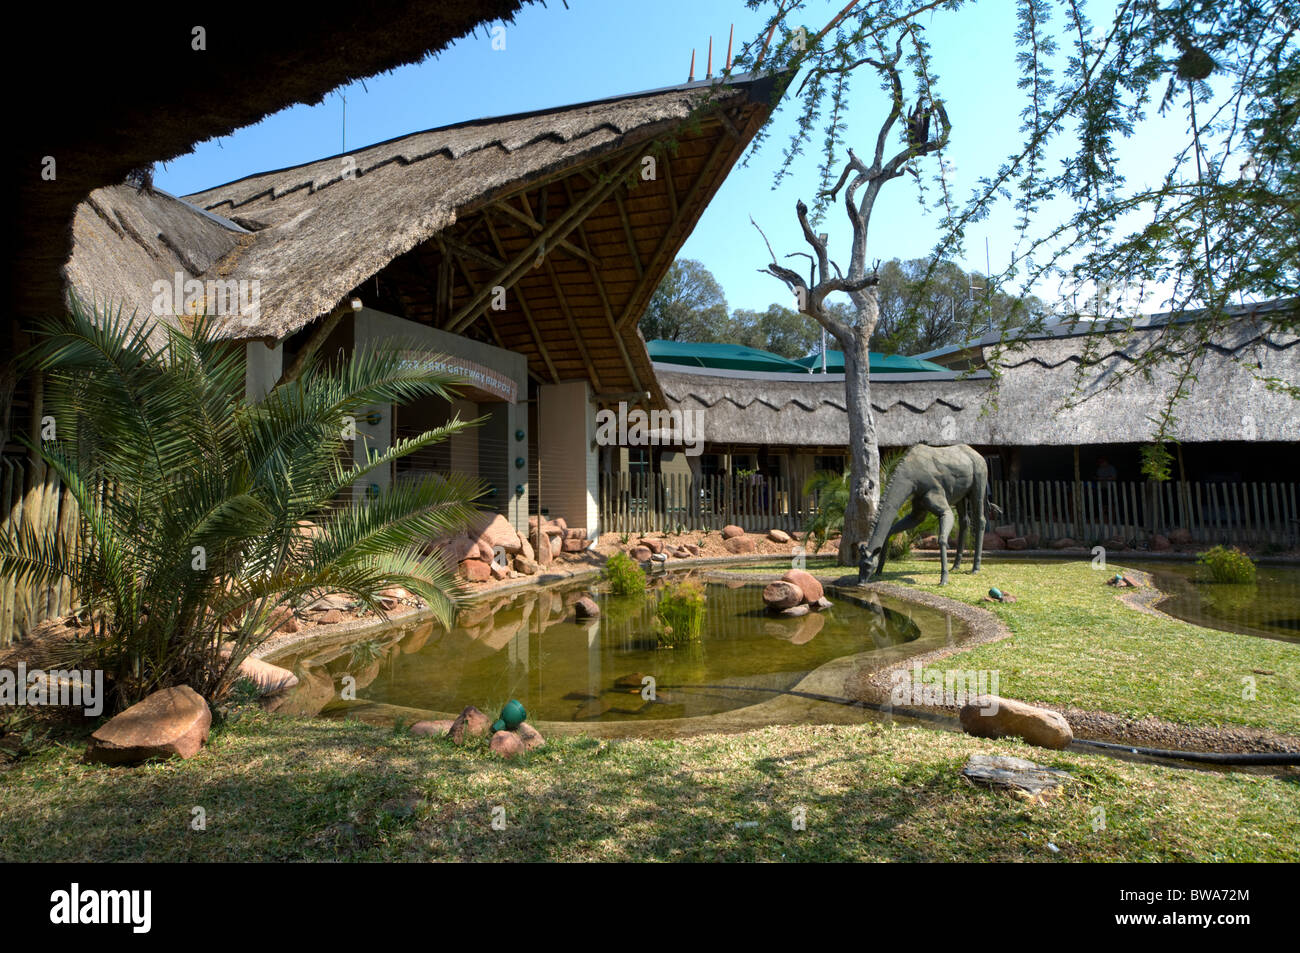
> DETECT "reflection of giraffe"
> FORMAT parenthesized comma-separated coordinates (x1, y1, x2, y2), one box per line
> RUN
(857, 444, 998, 586)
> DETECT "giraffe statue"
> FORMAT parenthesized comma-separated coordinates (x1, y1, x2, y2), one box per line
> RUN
(857, 444, 997, 586)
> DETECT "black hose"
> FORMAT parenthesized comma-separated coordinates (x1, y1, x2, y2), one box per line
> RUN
(663, 682, 1300, 766)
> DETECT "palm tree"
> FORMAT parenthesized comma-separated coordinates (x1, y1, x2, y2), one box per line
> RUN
(0, 297, 486, 709)
(801, 451, 935, 557)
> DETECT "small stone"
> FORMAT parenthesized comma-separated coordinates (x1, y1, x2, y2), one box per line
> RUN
(411, 719, 454, 737)
(460, 559, 491, 582)
(781, 569, 824, 603)
(959, 696, 1073, 749)
(575, 595, 600, 619)
(489, 561, 508, 580)
(779, 604, 810, 617)
(721, 524, 744, 539)
(768, 529, 791, 543)
(994, 524, 1017, 540)
(982, 532, 1006, 551)
(1050, 537, 1077, 549)
(630, 545, 652, 561)
(448, 705, 491, 745)
(1168, 528, 1192, 545)
(315, 609, 346, 625)
(813, 596, 833, 610)
(515, 722, 545, 750)
(1007, 537, 1028, 550)
(490, 731, 525, 759)
(1151, 534, 1171, 552)
(86, 686, 211, 764)
(763, 580, 804, 610)
(723, 536, 756, 554)
(640, 538, 664, 554)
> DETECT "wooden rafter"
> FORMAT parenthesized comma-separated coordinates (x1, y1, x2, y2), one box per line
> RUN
(446, 149, 637, 335)
(612, 190, 644, 280)
(564, 178, 643, 396)
(491, 198, 599, 267)
(482, 210, 561, 384)
(544, 257, 602, 393)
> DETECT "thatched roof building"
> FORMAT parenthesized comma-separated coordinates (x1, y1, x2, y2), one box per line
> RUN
(66, 74, 780, 406)
(659, 299, 1300, 451)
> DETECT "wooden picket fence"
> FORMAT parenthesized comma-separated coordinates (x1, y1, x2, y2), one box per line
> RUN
(989, 479, 1300, 547)
(600, 472, 819, 536)
(1, 455, 81, 647)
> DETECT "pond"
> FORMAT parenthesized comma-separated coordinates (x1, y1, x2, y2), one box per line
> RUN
(268, 576, 968, 732)
(1125, 560, 1300, 644)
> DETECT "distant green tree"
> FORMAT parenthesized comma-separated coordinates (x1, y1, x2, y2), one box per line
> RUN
(728, 303, 822, 358)
(639, 259, 730, 342)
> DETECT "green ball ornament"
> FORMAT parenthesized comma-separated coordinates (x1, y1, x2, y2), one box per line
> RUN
(500, 699, 527, 730)
(491, 719, 506, 733)
(989, 587, 1003, 601)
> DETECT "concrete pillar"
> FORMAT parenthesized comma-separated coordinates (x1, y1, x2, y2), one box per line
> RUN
(245, 341, 283, 403)
(539, 380, 599, 535)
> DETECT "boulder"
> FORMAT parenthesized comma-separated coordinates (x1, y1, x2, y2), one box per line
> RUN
(459, 559, 491, 582)
(958, 695, 1073, 750)
(489, 561, 509, 580)
(684, 544, 701, 556)
(236, 656, 299, 695)
(781, 569, 824, 603)
(513, 555, 539, 576)
(565, 527, 589, 540)
(1024, 533, 1041, 549)
(1007, 537, 1028, 550)
(437, 536, 477, 564)
(314, 609, 346, 625)
(640, 537, 664, 554)
(490, 730, 526, 759)
(448, 705, 492, 745)
(410, 719, 454, 737)
(1050, 536, 1077, 549)
(515, 722, 545, 750)
(1150, 534, 1172, 552)
(519, 536, 535, 562)
(86, 686, 211, 764)
(550, 537, 563, 558)
(630, 545, 652, 561)
(562, 538, 588, 553)
(768, 528, 791, 544)
(723, 536, 756, 554)
(763, 580, 804, 610)
(268, 605, 299, 634)
(982, 532, 1006, 551)
(307, 593, 352, 611)
(994, 524, 1017, 540)
(575, 596, 600, 620)
(532, 530, 553, 566)
(721, 524, 745, 539)
(469, 513, 523, 554)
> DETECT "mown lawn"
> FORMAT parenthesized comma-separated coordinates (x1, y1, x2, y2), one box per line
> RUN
(744, 556, 1300, 736)
(2, 711, 1297, 862)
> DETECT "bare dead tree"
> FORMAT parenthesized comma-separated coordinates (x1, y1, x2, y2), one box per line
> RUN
(755, 47, 950, 565)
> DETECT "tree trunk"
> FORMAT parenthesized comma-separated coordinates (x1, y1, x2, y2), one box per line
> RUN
(839, 324, 881, 566)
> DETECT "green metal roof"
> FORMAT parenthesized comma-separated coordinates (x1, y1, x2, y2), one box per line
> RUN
(793, 350, 948, 373)
(646, 340, 809, 372)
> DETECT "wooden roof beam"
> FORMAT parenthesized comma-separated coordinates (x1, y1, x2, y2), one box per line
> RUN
(543, 257, 602, 394)
(446, 150, 637, 334)
(491, 198, 600, 268)
(482, 210, 561, 385)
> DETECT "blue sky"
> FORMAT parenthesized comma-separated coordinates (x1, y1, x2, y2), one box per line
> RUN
(155, 0, 1185, 315)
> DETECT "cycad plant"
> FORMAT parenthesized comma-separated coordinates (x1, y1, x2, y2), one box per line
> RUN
(0, 298, 486, 709)
(801, 469, 849, 552)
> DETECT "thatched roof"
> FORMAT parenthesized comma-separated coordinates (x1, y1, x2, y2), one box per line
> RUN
(67, 75, 779, 403)
(15, 2, 536, 326)
(660, 309, 1300, 447)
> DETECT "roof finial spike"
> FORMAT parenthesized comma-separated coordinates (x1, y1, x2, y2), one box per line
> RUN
(726, 24, 734, 73)
(706, 36, 713, 78)
(688, 48, 695, 82)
